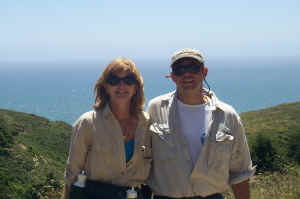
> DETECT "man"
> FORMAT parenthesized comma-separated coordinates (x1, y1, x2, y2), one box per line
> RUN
(147, 48, 255, 199)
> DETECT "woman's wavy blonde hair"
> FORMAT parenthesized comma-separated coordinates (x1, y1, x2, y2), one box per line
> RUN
(93, 58, 145, 117)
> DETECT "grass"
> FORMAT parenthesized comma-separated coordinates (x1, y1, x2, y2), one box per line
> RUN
(224, 166, 300, 199)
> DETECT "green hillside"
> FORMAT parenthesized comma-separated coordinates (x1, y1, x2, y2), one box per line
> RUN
(242, 101, 300, 135)
(228, 102, 300, 199)
(0, 102, 300, 199)
(242, 102, 300, 168)
(0, 109, 71, 199)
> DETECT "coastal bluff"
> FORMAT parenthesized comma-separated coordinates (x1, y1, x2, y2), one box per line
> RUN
(1, 101, 300, 199)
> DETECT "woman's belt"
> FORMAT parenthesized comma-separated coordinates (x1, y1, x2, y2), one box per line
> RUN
(84, 180, 151, 199)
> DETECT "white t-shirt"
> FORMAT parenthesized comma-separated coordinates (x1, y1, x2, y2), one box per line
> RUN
(177, 99, 213, 166)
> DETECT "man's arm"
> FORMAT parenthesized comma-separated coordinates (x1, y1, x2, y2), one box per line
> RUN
(232, 179, 250, 199)
(229, 113, 255, 199)
(61, 184, 71, 199)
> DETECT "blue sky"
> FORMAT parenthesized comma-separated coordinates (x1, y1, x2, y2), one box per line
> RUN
(1, 0, 299, 63)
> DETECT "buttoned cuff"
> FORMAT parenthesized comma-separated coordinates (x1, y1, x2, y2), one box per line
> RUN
(229, 166, 256, 185)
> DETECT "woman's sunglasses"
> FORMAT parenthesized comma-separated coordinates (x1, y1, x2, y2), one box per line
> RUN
(106, 74, 138, 86)
(172, 63, 203, 76)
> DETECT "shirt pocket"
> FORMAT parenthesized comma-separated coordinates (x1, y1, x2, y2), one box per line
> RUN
(207, 137, 233, 171)
(150, 123, 176, 162)
(90, 142, 112, 165)
(127, 148, 152, 181)
(142, 157, 152, 180)
(150, 122, 173, 144)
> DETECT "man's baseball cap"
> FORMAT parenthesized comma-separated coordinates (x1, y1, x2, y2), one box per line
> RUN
(171, 48, 204, 67)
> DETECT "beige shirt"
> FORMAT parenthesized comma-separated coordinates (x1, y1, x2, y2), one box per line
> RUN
(147, 90, 255, 198)
(64, 105, 152, 186)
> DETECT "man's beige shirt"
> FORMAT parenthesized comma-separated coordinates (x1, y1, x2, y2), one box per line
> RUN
(64, 105, 152, 186)
(147, 90, 255, 197)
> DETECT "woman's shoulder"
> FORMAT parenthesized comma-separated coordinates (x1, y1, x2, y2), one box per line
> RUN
(137, 111, 151, 127)
(80, 110, 97, 120)
(140, 111, 150, 121)
(73, 110, 97, 127)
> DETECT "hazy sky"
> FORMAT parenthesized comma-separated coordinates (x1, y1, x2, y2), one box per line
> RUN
(1, 0, 299, 63)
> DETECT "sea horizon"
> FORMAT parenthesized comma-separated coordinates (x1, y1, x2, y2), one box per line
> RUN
(1, 59, 300, 125)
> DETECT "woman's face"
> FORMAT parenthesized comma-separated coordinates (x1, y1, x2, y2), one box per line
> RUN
(104, 70, 137, 104)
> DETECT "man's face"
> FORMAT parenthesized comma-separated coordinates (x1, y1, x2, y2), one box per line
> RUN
(170, 58, 207, 92)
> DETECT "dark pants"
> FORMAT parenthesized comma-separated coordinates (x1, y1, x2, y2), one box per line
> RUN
(69, 185, 87, 199)
(154, 193, 224, 199)
(69, 180, 152, 199)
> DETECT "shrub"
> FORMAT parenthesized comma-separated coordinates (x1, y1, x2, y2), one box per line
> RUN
(287, 132, 300, 164)
(250, 133, 284, 173)
(0, 119, 13, 155)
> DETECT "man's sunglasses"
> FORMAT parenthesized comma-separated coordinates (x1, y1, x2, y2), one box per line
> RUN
(172, 64, 203, 76)
(106, 74, 138, 86)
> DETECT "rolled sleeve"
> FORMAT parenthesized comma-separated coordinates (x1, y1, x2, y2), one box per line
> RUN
(229, 115, 256, 185)
(64, 114, 92, 185)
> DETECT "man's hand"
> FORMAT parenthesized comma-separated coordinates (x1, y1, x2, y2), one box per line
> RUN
(232, 179, 250, 199)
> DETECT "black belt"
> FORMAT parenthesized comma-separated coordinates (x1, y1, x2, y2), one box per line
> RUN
(154, 193, 224, 199)
(84, 180, 151, 199)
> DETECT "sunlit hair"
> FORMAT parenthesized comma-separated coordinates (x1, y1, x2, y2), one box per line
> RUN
(93, 58, 145, 117)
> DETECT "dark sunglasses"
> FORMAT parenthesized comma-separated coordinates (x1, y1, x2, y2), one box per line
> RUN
(172, 64, 203, 76)
(106, 74, 138, 86)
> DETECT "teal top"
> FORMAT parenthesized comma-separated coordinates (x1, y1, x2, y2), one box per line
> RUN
(125, 139, 135, 162)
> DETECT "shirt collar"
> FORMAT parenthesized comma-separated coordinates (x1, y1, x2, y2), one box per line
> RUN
(102, 103, 149, 127)
(161, 89, 227, 112)
(103, 104, 114, 120)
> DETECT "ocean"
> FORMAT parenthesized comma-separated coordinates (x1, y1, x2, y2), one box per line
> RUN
(1, 59, 300, 125)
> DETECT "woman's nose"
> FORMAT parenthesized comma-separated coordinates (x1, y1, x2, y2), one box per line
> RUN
(118, 80, 126, 87)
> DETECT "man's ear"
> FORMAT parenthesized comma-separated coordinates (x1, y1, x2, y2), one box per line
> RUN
(202, 66, 208, 78)
(170, 72, 177, 83)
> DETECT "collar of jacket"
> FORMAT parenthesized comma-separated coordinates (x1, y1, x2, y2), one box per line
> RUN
(102, 104, 114, 120)
(101, 104, 149, 127)
(159, 89, 227, 113)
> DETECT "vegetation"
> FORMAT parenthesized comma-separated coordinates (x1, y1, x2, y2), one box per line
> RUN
(224, 166, 300, 199)
(0, 118, 13, 155)
(224, 102, 300, 198)
(287, 132, 300, 164)
(0, 101, 299, 198)
(243, 102, 300, 172)
(0, 109, 71, 199)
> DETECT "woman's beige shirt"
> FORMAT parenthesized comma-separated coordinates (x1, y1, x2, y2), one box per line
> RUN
(64, 105, 152, 186)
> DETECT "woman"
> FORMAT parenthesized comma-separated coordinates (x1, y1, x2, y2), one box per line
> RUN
(63, 58, 152, 199)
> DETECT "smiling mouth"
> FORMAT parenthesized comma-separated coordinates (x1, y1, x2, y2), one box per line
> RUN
(115, 90, 129, 95)
(182, 79, 194, 84)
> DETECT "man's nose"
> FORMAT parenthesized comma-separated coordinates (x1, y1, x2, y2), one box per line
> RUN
(182, 70, 193, 76)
